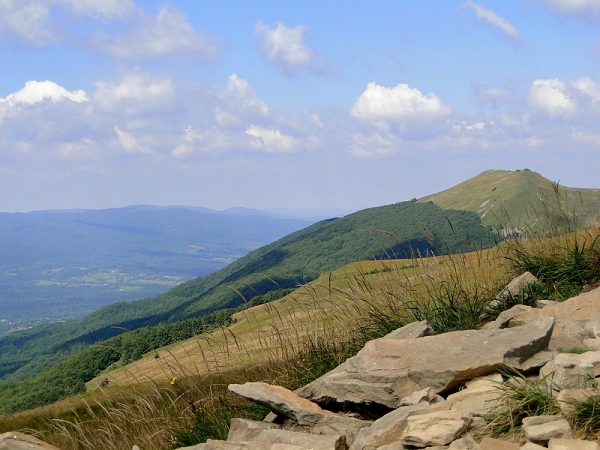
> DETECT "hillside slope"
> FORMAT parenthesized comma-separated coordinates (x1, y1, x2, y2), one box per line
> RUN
(0, 201, 495, 387)
(419, 169, 600, 230)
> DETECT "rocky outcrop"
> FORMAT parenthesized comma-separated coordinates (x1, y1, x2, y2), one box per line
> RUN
(296, 317, 555, 409)
(10, 277, 600, 450)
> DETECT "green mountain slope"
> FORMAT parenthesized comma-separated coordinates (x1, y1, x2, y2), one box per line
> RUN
(419, 169, 600, 230)
(0, 201, 495, 390)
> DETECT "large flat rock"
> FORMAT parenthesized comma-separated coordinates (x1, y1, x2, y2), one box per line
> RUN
(297, 318, 555, 409)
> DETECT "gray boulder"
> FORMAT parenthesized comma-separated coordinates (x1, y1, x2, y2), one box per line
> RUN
(298, 318, 555, 409)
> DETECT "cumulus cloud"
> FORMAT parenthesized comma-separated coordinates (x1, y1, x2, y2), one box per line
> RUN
(254, 21, 323, 76)
(245, 125, 305, 153)
(98, 6, 221, 60)
(0, 0, 135, 45)
(92, 71, 175, 115)
(462, 1, 520, 39)
(0, 1, 54, 45)
(351, 82, 451, 124)
(571, 77, 600, 102)
(0, 80, 88, 120)
(528, 79, 576, 117)
(0, 80, 88, 106)
(220, 74, 270, 120)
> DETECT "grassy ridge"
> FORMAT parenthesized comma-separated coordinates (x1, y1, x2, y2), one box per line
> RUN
(0, 201, 495, 399)
(419, 169, 600, 229)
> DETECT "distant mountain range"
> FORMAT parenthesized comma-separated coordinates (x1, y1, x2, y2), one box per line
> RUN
(0, 206, 313, 334)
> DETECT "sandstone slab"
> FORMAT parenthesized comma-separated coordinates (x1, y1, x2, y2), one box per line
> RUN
(383, 320, 434, 340)
(520, 443, 546, 450)
(448, 436, 479, 449)
(401, 410, 472, 448)
(0, 433, 60, 450)
(229, 382, 337, 425)
(478, 437, 519, 450)
(251, 429, 346, 450)
(447, 374, 503, 417)
(548, 438, 599, 450)
(522, 415, 572, 445)
(348, 402, 443, 450)
(298, 318, 555, 409)
(540, 351, 600, 391)
(227, 418, 280, 442)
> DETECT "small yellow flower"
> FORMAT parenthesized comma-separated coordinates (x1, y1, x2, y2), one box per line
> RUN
(169, 376, 177, 385)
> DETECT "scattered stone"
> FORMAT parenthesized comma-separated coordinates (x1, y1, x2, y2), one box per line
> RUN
(447, 374, 503, 417)
(556, 389, 598, 414)
(522, 415, 572, 445)
(227, 418, 280, 442)
(383, 320, 434, 340)
(229, 383, 337, 425)
(401, 410, 472, 448)
(478, 437, 519, 449)
(548, 438, 599, 450)
(548, 320, 587, 352)
(496, 272, 538, 303)
(400, 387, 442, 406)
(539, 351, 600, 391)
(538, 300, 560, 309)
(298, 318, 555, 409)
(520, 443, 546, 450)
(519, 350, 555, 372)
(348, 402, 444, 450)
(448, 435, 479, 449)
(0, 432, 60, 450)
(583, 338, 600, 351)
(491, 305, 537, 329)
(249, 428, 346, 450)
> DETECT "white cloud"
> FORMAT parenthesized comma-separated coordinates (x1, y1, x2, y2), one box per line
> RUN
(0, 80, 88, 106)
(254, 21, 322, 76)
(222, 74, 270, 118)
(541, 0, 600, 14)
(0, 80, 88, 121)
(172, 126, 203, 157)
(351, 82, 451, 123)
(571, 77, 600, 102)
(114, 126, 151, 154)
(99, 6, 221, 60)
(462, 1, 520, 39)
(59, 0, 134, 20)
(528, 79, 576, 117)
(245, 125, 303, 153)
(93, 71, 175, 115)
(0, 0, 134, 45)
(0, 1, 53, 45)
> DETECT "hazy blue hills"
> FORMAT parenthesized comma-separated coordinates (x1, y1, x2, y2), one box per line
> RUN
(0, 206, 313, 334)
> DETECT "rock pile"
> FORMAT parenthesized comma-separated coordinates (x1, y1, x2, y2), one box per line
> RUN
(7, 273, 600, 449)
(182, 273, 600, 450)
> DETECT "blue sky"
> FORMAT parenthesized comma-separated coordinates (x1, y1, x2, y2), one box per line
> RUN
(1, 0, 600, 213)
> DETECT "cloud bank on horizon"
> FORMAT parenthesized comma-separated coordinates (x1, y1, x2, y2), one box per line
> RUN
(1, 0, 600, 212)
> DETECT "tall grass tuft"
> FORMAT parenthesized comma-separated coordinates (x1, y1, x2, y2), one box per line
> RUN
(487, 373, 560, 436)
